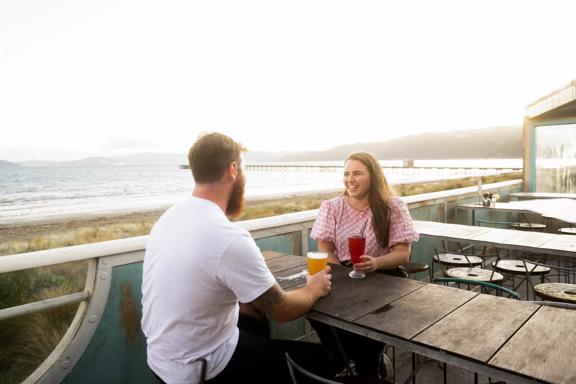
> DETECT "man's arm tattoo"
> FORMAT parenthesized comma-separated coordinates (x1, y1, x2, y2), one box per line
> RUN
(252, 283, 286, 314)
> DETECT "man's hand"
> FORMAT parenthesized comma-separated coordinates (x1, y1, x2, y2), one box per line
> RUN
(306, 266, 332, 298)
(252, 266, 332, 323)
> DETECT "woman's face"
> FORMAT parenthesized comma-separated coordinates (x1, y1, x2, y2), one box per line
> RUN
(343, 159, 371, 199)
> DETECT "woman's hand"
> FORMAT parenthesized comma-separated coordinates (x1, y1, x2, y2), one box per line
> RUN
(355, 255, 379, 273)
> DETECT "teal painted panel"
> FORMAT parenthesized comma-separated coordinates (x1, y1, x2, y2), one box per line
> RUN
(308, 237, 318, 252)
(63, 263, 157, 384)
(255, 235, 294, 255)
(269, 317, 306, 340)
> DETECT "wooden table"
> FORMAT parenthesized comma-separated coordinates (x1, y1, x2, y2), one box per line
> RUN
(267, 254, 576, 383)
(509, 192, 576, 200)
(414, 220, 576, 259)
(456, 202, 537, 227)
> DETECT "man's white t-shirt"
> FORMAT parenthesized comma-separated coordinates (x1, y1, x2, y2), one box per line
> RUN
(141, 196, 276, 383)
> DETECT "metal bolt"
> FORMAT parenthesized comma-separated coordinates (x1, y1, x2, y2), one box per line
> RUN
(89, 315, 97, 323)
(101, 272, 108, 280)
(62, 359, 71, 369)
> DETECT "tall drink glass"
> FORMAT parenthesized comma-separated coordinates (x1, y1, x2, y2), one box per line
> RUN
(348, 235, 366, 279)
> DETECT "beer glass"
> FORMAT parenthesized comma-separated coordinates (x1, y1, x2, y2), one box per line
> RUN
(348, 235, 366, 279)
(307, 252, 328, 275)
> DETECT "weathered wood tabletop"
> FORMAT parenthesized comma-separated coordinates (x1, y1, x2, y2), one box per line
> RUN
(414, 220, 576, 258)
(489, 305, 576, 384)
(267, 254, 576, 383)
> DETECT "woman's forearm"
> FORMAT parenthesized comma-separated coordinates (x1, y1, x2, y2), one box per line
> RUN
(317, 241, 340, 264)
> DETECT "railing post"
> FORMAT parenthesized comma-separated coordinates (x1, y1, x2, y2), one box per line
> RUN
(292, 231, 302, 256)
(301, 228, 310, 256)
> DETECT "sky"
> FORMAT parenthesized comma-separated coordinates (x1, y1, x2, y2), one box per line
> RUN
(1, 0, 576, 162)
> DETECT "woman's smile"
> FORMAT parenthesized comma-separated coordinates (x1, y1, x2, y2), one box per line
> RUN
(343, 159, 371, 200)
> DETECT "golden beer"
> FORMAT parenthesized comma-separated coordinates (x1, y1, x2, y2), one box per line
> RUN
(307, 252, 328, 275)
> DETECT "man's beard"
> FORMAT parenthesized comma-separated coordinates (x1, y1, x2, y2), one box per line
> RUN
(226, 170, 245, 218)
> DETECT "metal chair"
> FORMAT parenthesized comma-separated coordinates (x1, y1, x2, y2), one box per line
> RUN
(522, 259, 576, 304)
(432, 248, 503, 285)
(285, 353, 428, 384)
(285, 352, 394, 384)
(492, 258, 550, 300)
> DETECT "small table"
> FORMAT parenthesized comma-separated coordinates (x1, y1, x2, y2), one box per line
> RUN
(456, 203, 538, 228)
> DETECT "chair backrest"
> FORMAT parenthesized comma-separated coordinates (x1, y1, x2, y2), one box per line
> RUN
(521, 259, 576, 287)
(285, 353, 340, 384)
(433, 277, 520, 299)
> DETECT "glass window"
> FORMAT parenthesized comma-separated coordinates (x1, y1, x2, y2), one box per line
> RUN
(535, 124, 576, 192)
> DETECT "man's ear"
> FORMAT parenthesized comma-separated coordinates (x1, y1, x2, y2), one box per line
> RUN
(227, 162, 238, 180)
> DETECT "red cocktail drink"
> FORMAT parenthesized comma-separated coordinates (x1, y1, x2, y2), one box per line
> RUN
(348, 235, 366, 279)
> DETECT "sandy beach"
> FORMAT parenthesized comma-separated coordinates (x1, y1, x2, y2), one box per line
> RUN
(0, 191, 342, 253)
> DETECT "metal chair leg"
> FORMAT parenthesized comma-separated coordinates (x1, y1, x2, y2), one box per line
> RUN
(330, 326, 353, 376)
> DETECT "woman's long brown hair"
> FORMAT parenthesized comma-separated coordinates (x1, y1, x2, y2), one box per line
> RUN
(344, 152, 395, 248)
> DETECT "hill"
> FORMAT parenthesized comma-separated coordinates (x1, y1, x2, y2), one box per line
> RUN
(19, 153, 188, 167)
(0, 159, 20, 167)
(281, 126, 522, 161)
(9, 126, 523, 165)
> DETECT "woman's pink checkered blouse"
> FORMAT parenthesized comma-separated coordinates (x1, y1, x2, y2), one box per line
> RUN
(311, 196, 420, 263)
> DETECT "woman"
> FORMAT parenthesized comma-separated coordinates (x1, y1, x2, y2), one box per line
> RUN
(311, 152, 419, 276)
(309, 152, 419, 376)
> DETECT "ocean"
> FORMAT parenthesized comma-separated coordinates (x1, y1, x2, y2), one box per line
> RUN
(0, 159, 521, 224)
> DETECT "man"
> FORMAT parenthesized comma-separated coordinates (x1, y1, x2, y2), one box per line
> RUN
(142, 132, 334, 383)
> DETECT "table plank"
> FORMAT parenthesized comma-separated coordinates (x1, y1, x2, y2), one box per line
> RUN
(275, 264, 308, 290)
(414, 221, 455, 237)
(490, 306, 576, 384)
(468, 227, 524, 245)
(539, 235, 576, 254)
(267, 254, 307, 274)
(440, 224, 493, 239)
(413, 220, 447, 232)
(313, 265, 426, 322)
(414, 295, 539, 362)
(503, 231, 557, 248)
(356, 283, 477, 339)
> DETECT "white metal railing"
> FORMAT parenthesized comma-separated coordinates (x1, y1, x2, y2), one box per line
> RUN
(0, 211, 319, 322)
